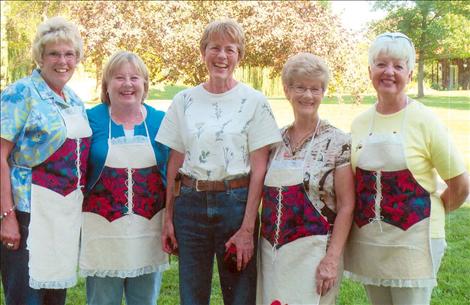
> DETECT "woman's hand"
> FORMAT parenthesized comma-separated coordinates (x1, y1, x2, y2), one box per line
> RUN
(161, 215, 178, 255)
(225, 226, 254, 271)
(315, 254, 339, 296)
(0, 214, 20, 250)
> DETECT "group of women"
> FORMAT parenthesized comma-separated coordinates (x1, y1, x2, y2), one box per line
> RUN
(1, 16, 468, 305)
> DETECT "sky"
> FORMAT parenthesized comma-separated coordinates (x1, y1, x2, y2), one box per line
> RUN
(330, 1, 387, 32)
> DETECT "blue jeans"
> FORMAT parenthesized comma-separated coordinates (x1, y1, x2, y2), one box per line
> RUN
(173, 186, 258, 305)
(86, 272, 163, 305)
(0, 211, 66, 305)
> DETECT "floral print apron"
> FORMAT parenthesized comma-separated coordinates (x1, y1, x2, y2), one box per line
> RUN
(345, 102, 435, 287)
(80, 107, 167, 277)
(28, 105, 91, 289)
(258, 121, 331, 305)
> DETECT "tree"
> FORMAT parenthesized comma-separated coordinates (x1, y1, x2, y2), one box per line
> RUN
(1, 1, 68, 87)
(2, 1, 367, 101)
(372, 0, 470, 97)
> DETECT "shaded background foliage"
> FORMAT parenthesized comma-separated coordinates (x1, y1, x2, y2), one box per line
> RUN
(0, 0, 366, 99)
(1, 1, 468, 98)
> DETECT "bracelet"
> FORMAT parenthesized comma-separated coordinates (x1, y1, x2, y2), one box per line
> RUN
(0, 207, 16, 221)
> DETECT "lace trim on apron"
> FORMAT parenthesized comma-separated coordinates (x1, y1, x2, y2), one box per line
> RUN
(344, 271, 436, 288)
(80, 262, 170, 278)
(29, 276, 77, 290)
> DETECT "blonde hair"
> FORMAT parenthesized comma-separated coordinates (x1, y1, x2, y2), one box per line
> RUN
(32, 16, 83, 65)
(368, 32, 416, 71)
(101, 51, 149, 104)
(200, 19, 245, 60)
(281, 53, 330, 90)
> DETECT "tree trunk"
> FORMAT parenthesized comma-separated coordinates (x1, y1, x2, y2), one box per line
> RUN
(417, 51, 425, 98)
(417, 5, 428, 98)
(441, 59, 450, 89)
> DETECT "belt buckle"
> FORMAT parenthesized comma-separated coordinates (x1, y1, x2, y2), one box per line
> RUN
(195, 179, 203, 192)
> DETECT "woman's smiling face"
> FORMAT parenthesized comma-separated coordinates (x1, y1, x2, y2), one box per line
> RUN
(369, 53, 412, 97)
(107, 61, 145, 106)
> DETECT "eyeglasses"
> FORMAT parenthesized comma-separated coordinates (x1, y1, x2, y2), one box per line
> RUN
(376, 33, 414, 48)
(45, 51, 77, 61)
(290, 85, 323, 95)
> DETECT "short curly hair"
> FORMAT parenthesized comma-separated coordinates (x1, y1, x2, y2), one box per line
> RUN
(32, 16, 83, 66)
(281, 52, 330, 91)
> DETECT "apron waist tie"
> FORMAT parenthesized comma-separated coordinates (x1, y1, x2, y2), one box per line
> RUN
(271, 186, 284, 263)
(125, 167, 135, 215)
(75, 138, 82, 191)
(369, 170, 383, 232)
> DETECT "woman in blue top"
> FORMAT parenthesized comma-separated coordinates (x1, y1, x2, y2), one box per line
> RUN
(80, 51, 169, 305)
(1, 17, 91, 305)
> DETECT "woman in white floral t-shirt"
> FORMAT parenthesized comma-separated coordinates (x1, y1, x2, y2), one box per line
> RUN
(156, 19, 281, 305)
(257, 53, 355, 305)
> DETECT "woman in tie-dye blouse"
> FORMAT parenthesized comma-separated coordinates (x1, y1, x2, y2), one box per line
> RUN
(0, 17, 91, 305)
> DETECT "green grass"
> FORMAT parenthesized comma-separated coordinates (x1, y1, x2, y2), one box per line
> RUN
(147, 85, 188, 100)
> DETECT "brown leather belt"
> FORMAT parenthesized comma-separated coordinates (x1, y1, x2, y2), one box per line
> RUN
(180, 175, 250, 192)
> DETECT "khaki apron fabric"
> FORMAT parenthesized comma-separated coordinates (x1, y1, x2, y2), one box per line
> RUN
(80, 107, 168, 277)
(258, 120, 331, 305)
(345, 102, 435, 287)
(28, 105, 92, 289)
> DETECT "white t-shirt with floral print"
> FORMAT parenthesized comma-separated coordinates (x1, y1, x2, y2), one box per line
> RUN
(156, 83, 282, 180)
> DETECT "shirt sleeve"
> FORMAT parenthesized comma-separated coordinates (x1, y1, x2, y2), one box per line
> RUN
(428, 117, 466, 180)
(334, 130, 352, 168)
(155, 94, 185, 153)
(247, 94, 282, 152)
(1, 82, 31, 143)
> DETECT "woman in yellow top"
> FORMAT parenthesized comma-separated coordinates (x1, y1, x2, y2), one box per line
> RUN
(345, 32, 469, 305)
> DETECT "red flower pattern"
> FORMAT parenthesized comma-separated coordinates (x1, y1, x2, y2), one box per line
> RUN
(83, 165, 165, 222)
(354, 168, 430, 230)
(261, 184, 329, 249)
(32, 137, 90, 196)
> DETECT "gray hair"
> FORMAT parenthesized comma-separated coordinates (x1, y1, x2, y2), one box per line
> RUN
(281, 52, 330, 91)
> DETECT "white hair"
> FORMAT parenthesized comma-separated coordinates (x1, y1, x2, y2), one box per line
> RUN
(368, 32, 416, 71)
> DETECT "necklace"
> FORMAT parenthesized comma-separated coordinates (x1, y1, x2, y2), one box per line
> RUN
(288, 120, 321, 155)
